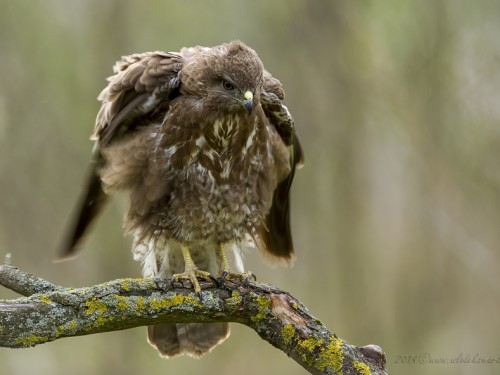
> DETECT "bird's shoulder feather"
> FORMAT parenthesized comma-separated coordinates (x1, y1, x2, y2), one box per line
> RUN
(94, 51, 183, 146)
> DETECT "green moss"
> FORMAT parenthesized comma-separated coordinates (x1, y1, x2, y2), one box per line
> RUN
(281, 324, 296, 346)
(16, 335, 49, 347)
(98, 316, 111, 326)
(251, 295, 270, 322)
(353, 361, 371, 375)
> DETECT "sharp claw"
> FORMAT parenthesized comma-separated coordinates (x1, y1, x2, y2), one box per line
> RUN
(209, 274, 220, 288)
(220, 271, 228, 283)
(244, 271, 257, 285)
(171, 269, 216, 294)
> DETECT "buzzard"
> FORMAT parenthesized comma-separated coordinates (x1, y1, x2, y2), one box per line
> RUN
(59, 41, 303, 358)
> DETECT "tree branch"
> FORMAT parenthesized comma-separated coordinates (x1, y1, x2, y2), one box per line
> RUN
(0, 265, 388, 375)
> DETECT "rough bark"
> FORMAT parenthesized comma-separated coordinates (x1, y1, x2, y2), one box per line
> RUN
(0, 265, 388, 375)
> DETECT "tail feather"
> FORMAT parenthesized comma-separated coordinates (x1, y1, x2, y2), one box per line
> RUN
(143, 242, 231, 358)
(148, 323, 230, 358)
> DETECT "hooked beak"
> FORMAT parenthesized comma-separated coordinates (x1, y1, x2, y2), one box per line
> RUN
(243, 91, 253, 114)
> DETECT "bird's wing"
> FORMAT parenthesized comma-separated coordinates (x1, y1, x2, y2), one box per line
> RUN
(94, 51, 183, 146)
(57, 52, 183, 261)
(258, 71, 304, 264)
(178, 45, 211, 59)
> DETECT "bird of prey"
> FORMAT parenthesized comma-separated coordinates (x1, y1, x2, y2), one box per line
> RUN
(59, 40, 303, 358)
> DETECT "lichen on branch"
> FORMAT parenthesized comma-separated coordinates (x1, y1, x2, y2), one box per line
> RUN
(0, 265, 388, 375)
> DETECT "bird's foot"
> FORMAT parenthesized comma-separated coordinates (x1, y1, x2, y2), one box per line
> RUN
(219, 270, 256, 286)
(171, 269, 217, 295)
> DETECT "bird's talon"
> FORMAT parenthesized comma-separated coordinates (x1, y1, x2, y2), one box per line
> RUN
(219, 270, 256, 286)
(171, 269, 214, 294)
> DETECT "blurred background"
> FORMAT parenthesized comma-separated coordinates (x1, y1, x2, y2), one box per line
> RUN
(1, 1, 500, 374)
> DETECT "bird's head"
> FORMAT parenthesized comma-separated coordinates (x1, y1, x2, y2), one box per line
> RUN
(181, 41, 264, 115)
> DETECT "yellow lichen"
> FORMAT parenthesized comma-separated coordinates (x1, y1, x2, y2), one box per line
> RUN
(281, 324, 296, 346)
(84, 298, 110, 328)
(16, 335, 49, 347)
(251, 295, 270, 322)
(299, 336, 344, 372)
(121, 280, 130, 291)
(353, 361, 371, 375)
(116, 295, 130, 311)
(55, 320, 78, 337)
(95, 316, 111, 327)
(149, 294, 200, 310)
(319, 337, 344, 372)
(136, 296, 145, 312)
(299, 336, 324, 352)
(39, 295, 52, 305)
(226, 291, 242, 307)
(85, 298, 107, 316)
(55, 325, 64, 336)
(67, 321, 77, 331)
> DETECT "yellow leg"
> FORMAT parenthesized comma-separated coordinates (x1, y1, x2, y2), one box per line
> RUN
(171, 245, 214, 294)
(219, 244, 232, 274)
(218, 244, 256, 283)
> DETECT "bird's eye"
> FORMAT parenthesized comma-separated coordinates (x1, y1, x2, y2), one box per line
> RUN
(222, 80, 235, 90)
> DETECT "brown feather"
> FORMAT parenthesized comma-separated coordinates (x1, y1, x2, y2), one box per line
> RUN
(148, 323, 230, 358)
(60, 41, 303, 357)
(57, 146, 107, 261)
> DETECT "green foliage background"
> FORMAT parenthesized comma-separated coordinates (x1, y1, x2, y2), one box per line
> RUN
(1, 1, 499, 374)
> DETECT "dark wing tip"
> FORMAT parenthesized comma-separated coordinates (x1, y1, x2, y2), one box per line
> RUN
(56, 161, 108, 262)
(255, 159, 298, 267)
